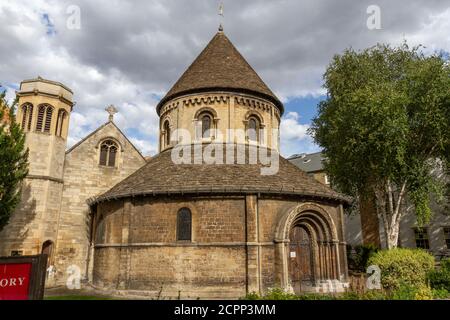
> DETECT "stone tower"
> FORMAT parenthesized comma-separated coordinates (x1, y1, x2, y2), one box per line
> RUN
(157, 28, 283, 153)
(0, 77, 73, 260)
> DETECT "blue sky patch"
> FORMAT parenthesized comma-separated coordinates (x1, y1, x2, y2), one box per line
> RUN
(40, 13, 57, 36)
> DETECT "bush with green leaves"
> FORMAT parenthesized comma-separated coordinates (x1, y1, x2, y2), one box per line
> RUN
(391, 283, 433, 300)
(243, 288, 389, 300)
(347, 244, 379, 272)
(368, 248, 435, 291)
(242, 288, 337, 300)
(0, 90, 29, 231)
(340, 290, 386, 300)
(431, 288, 449, 299)
(427, 258, 450, 291)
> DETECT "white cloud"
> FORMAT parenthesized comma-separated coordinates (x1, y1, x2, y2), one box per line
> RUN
(280, 112, 319, 156)
(407, 8, 450, 53)
(1, 1, 449, 157)
(129, 137, 158, 156)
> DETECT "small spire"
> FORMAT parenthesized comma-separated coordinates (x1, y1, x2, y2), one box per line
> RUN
(105, 104, 118, 122)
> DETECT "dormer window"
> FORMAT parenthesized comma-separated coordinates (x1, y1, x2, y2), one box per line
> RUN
(99, 140, 118, 167)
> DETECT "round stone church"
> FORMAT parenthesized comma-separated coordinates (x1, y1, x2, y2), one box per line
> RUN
(90, 29, 350, 298)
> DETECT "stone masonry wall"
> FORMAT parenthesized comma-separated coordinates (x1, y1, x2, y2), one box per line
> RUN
(53, 121, 146, 285)
(159, 92, 280, 152)
(0, 133, 66, 257)
(92, 194, 347, 298)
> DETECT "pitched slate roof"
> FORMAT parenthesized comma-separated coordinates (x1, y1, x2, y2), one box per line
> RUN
(288, 152, 325, 173)
(156, 30, 283, 115)
(92, 144, 349, 205)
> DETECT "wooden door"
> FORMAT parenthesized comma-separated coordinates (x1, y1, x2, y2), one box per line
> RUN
(288, 226, 314, 291)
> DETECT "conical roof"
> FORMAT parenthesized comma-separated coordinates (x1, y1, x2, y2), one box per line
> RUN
(156, 30, 283, 115)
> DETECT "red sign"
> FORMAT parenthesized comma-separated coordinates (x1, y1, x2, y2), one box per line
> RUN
(0, 263, 32, 300)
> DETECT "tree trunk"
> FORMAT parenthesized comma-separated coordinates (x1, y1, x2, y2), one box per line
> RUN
(374, 180, 407, 249)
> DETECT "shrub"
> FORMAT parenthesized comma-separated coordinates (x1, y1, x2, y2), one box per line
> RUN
(391, 283, 433, 300)
(347, 244, 379, 272)
(242, 288, 299, 300)
(242, 288, 337, 300)
(337, 289, 387, 300)
(297, 293, 337, 300)
(441, 258, 450, 271)
(359, 290, 387, 300)
(263, 288, 299, 300)
(368, 248, 435, 291)
(431, 288, 449, 299)
(427, 258, 450, 291)
(243, 292, 261, 300)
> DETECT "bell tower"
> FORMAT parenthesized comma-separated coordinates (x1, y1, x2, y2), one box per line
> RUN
(16, 77, 73, 181)
(0, 77, 73, 258)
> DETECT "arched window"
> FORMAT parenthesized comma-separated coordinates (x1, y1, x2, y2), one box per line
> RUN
(247, 116, 260, 142)
(20, 104, 33, 131)
(55, 109, 67, 137)
(36, 104, 53, 133)
(99, 140, 118, 167)
(163, 120, 171, 147)
(201, 113, 212, 138)
(177, 208, 192, 241)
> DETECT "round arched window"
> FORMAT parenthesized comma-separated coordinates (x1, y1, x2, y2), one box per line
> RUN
(177, 208, 192, 241)
(248, 117, 260, 142)
(163, 120, 171, 147)
(201, 114, 212, 138)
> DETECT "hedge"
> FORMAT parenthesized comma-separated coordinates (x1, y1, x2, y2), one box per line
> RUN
(367, 248, 435, 291)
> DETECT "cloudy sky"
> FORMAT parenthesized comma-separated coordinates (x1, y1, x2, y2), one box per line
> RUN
(1, 0, 449, 156)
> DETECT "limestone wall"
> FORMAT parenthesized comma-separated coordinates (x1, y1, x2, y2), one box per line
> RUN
(53, 121, 146, 285)
(92, 194, 347, 298)
(0, 134, 66, 257)
(159, 92, 281, 152)
(0, 178, 63, 257)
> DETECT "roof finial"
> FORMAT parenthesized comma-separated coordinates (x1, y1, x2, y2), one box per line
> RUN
(218, 1, 224, 32)
(105, 104, 118, 122)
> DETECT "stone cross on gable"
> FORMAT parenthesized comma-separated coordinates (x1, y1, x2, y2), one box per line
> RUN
(105, 105, 118, 122)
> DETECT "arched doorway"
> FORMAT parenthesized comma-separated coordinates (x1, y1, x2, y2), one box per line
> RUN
(275, 204, 344, 293)
(288, 225, 314, 292)
(41, 240, 54, 267)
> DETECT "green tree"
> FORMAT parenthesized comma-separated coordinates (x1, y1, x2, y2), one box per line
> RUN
(0, 88, 29, 231)
(310, 43, 450, 249)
